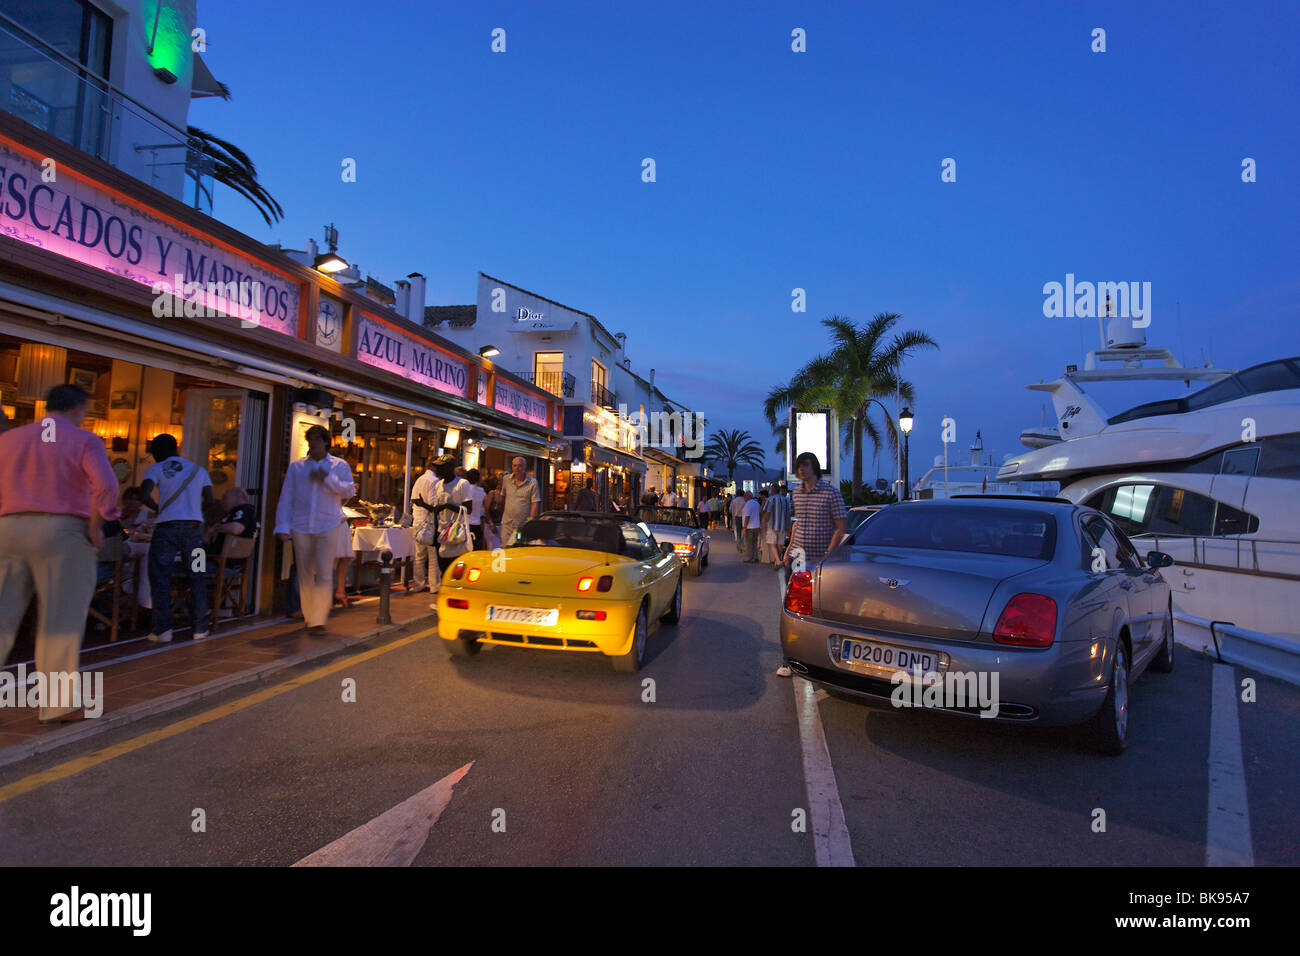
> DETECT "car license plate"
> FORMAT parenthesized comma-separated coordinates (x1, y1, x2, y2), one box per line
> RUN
(486, 605, 558, 626)
(839, 638, 940, 675)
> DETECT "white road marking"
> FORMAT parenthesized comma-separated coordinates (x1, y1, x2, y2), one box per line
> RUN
(775, 570, 855, 867)
(293, 762, 474, 867)
(1206, 664, 1253, 866)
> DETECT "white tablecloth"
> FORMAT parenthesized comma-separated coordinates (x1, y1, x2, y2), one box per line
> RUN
(351, 525, 414, 560)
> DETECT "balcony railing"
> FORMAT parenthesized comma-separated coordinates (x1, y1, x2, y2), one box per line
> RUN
(533, 370, 575, 399)
(0, 13, 214, 211)
(591, 380, 617, 409)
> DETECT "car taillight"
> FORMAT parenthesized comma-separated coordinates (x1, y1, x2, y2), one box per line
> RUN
(597, 575, 613, 592)
(576, 610, 607, 621)
(674, 543, 694, 553)
(451, 563, 465, 580)
(466, 568, 481, 582)
(446, 598, 469, 609)
(578, 577, 595, 592)
(784, 571, 813, 615)
(993, 593, 1057, 647)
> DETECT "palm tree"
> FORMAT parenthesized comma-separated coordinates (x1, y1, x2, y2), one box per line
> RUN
(186, 125, 284, 226)
(764, 314, 937, 505)
(702, 429, 766, 484)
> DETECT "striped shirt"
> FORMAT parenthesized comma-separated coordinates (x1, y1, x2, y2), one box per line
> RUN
(763, 493, 791, 533)
(789, 480, 847, 565)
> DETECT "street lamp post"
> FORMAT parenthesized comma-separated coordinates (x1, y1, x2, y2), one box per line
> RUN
(899, 408, 914, 501)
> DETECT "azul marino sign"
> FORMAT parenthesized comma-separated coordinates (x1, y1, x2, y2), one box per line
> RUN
(355, 312, 469, 398)
(0, 138, 299, 335)
(494, 378, 550, 427)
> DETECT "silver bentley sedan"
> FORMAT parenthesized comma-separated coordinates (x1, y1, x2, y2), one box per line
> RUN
(635, 507, 710, 576)
(779, 496, 1175, 754)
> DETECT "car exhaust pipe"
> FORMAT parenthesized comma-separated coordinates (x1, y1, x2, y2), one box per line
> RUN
(787, 660, 809, 675)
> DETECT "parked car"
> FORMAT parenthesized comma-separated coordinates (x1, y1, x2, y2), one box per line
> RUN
(779, 496, 1174, 754)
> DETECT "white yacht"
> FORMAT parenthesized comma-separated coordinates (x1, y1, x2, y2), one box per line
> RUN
(999, 317, 1300, 683)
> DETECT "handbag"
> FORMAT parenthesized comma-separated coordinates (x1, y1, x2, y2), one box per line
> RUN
(414, 519, 437, 547)
(439, 505, 471, 555)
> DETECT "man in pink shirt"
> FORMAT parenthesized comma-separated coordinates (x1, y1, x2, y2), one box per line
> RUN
(0, 385, 119, 722)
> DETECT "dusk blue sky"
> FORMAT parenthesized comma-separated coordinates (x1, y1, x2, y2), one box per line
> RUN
(190, 0, 1299, 482)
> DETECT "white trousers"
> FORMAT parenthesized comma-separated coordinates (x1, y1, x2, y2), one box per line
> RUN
(292, 530, 337, 627)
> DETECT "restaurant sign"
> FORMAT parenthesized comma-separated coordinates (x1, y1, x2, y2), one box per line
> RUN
(494, 378, 550, 427)
(0, 138, 299, 335)
(355, 312, 469, 398)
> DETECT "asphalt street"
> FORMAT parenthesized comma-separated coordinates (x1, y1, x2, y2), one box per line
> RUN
(1, 530, 1295, 867)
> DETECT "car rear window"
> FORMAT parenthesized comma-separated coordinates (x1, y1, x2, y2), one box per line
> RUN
(850, 505, 1057, 559)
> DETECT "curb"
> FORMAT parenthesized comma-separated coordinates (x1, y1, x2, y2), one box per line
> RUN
(0, 614, 437, 771)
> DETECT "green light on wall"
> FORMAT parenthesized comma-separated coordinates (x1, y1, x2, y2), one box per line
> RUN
(141, 0, 190, 82)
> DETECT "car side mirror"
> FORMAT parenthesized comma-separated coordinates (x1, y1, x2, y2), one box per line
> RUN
(659, 542, 675, 555)
(1146, 551, 1174, 569)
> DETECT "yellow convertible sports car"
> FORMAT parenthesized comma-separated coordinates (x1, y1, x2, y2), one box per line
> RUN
(436, 511, 684, 672)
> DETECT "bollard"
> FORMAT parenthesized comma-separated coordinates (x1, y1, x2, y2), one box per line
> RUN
(377, 549, 394, 625)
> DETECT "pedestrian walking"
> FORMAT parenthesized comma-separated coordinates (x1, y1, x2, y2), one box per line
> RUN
(274, 424, 356, 635)
(696, 494, 710, 529)
(730, 493, 746, 550)
(499, 456, 541, 546)
(430, 459, 472, 581)
(0, 385, 119, 722)
(778, 452, 848, 676)
(482, 475, 503, 550)
(140, 432, 213, 643)
(763, 481, 792, 568)
(741, 491, 762, 562)
(464, 468, 486, 551)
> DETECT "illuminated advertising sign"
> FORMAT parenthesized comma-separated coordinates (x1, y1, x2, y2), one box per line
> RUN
(494, 379, 550, 427)
(0, 137, 299, 335)
(789, 408, 831, 478)
(355, 312, 469, 398)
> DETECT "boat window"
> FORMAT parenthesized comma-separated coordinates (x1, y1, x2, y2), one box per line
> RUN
(1236, 360, 1300, 395)
(1258, 433, 1300, 479)
(1213, 503, 1259, 536)
(1220, 446, 1260, 476)
(1147, 486, 1215, 536)
(1185, 377, 1246, 411)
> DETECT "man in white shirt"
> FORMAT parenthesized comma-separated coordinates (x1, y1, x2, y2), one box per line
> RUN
(661, 488, 677, 508)
(275, 425, 355, 634)
(140, 432, 213, 642)
(730, 494, 746, 550)
(500, 456, 541, 547)
(410, 456, 440, 593)
(741, 491, 763, 562)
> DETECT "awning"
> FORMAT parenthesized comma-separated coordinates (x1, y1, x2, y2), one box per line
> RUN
(191, 54, 229, 99)
(571, 440, 646, 474)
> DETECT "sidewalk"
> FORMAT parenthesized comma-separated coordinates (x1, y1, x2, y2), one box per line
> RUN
(0, 589, 439, 768)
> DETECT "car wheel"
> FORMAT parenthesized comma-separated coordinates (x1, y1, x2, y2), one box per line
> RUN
(1150, 600, 1174, 673)
(661, 572, 683, 624)
(690, 556, 702, 576)
(612, 603, 648, 673)
(446, 633, 481, 658)
(1085, 638, 1130, 755)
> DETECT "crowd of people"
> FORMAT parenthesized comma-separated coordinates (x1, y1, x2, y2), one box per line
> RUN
(0, 383, 852, 718)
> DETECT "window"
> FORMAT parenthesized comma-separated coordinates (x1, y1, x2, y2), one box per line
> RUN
(1082, 517, 1138, 571)
(1085, 483, 1257, 538)
(1258, 433, 1300, 480)
(1220, 446, 1260, 476)
(1237, 360, 1300, 395)
(0, 0, 113, 158)
(533, 351, 564, 397)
